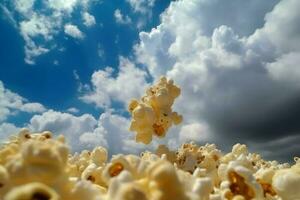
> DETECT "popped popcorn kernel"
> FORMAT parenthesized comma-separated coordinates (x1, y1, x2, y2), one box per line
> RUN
(227, 171, 255, 200)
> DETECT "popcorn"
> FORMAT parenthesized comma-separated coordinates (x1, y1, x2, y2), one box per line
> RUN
(102, 155, 133, 184)
(128, 77, 182, 144)
(91, 147, 108, 166)
(4, 182, 59, 200)
(0, 165, 9, 196)
(6, 137, 69, 186)
(220, 162, 264, 200)
(272, 163, 300, 200)
(191, 177, 213, 200)
(0, 129, 298, 199)
(81, 163, 106, 187)
(147, 160, 189, 200)
(155, 145, 176, 163)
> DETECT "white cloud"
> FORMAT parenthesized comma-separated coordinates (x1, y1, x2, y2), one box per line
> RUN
(0, 80, 46, 122)
(266, 52, 300, 85)
(19, 13, 57, 64)
(27, 109, 144, 154)
(114, 9, 132, 25)
(126, 0, 155, 14)
(82, 12, 96, 27)
(134, 0, 300, 160)
(14, 0, 35, 16)
(2, 0, 98, 64)
(29, 110, 98, 151)
(47, 0, 78, 13)
(0, 123, 20, 142)
(64, 24, 84, 39)
(67, 107, 80, 113)
(179, 123, 211, 144)
(80, 111, 145, 154)
(20, 103, 47, 113)
(80, 57, 149, 109)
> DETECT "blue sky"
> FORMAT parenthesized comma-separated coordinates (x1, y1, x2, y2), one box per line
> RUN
(1, 0, 300, 162)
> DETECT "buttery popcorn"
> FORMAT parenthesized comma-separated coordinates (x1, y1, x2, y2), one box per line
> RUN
(128, 76, 183, 144)
(0, 129, 299, 200)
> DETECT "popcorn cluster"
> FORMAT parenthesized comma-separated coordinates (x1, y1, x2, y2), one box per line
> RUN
(128, 77, 183, 144)
(0, 129, 299, 200)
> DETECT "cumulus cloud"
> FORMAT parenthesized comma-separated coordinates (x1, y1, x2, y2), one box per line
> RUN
(64, 24, 84, 39)
(82, 12, 96, 27)
(81, 111, 146, 155)
(29, 110, 98, 152)
(179, 123, 212, 144)
(114, 9, 132, 25)
(1, 0, 98, 64)
(0, 80, 46, 122)
(134, 0, 300, 161)
(0, 123, 20, 142)
(80, 57, 149, 109)
(26, 109, 145, 154)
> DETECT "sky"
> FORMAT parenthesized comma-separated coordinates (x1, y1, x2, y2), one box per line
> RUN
(0, 0, 300, 162)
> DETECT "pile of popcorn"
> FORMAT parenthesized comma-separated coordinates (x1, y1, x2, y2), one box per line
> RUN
(1, 77, 299, 200)
(0, 129, 299, 200)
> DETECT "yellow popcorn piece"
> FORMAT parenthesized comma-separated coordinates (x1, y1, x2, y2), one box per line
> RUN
(148, 160, 189, 200)
(4, 182, 59, 200)
(155, 145, 176, 163)
(272, 163, 300, 200)
(128, 76, 182, 144)
(102, 155, 133, 184)
(0, 165, 9, 196)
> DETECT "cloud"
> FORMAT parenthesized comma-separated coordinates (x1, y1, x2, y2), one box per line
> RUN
(249, 134, 300, 162)
(126, 0, 155, 14)
(0, 123, 20, 142)
(82, 12, 96, 27)
(0, 80, 46, 122)
(80, 57, 149, 109)
(64, 24, 85, 39)
(80, 111, 146, 155)
(29, 110, 98, 152)
(26, 109, 145, 154)
(114, 9, 132, 25)
(1, 0, 98, 64)
(266, 52, 300, 85)
(179, 123, 212, 144)
(67, 107, 79, 113)
(134, 0, 300, 161)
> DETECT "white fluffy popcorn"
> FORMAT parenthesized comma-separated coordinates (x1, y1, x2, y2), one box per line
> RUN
(0, 129, 299, 200)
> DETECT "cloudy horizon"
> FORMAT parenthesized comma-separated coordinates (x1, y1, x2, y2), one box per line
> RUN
(1, 0, 300, 163)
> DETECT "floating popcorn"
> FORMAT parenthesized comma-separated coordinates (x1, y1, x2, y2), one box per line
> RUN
(128, 77, 182, 144)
